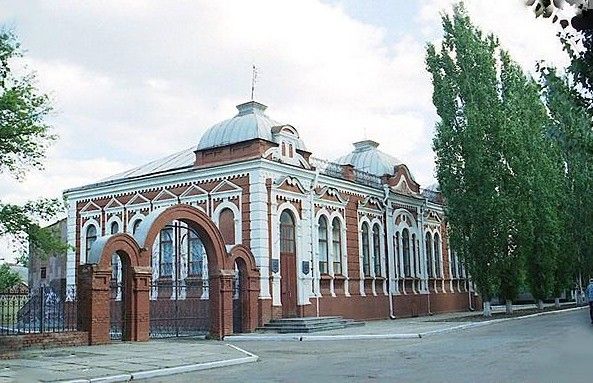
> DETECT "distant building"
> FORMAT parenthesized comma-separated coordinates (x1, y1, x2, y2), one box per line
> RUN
(28, 219, 67, 296)
(6, 264, 28, 294)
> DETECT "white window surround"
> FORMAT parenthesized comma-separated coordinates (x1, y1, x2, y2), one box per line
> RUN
(212, 200, 242, 246)
(106, 215, 123, 235)
(128, 213, 145, 235)
(80, 218, 100, 265)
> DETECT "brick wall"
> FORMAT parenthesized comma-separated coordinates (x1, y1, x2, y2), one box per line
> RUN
(0, 331, 88, 359)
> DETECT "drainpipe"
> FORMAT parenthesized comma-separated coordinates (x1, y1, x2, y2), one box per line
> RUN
(383, 185, 396, 320)
(309, 169, 320, 317)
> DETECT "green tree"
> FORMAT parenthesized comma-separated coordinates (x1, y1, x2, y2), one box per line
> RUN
(0, 263, 21, 292)
(426, 3, 569, 315)
(540, 67, 593, 293)
(426, 4, 509, 315)
(0, 29, 67, 264)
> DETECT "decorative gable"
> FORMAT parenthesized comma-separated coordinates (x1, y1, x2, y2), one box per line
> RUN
(276, 176, 307, 194)
(211, 179, 242, 194)
(153, 189, 177, 202)
(125, 193, 151, 212)
(104, 198, 123, 211)
(316, 186, 349, 205)
(180, 184, 208, 198)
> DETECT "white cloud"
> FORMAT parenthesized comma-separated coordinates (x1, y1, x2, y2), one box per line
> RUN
(0, 0, 575, 264)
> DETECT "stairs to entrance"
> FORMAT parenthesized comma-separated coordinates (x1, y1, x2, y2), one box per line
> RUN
(257, 316, 365, 334)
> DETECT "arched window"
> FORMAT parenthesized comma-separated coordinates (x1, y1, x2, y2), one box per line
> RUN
(219, 208, 236, 245)
(425, 232, 433, 278)
(412, 233, 417, 277)
(281, 142, 286, 157)
(332, 218, 342, 275)
(110, 221, 119, 235)
(361, 223, 370, 277)
(188, 228, 204, 277)
(289, 144, 294, 158)
(159, 227, 173, 277)
(318, 216, 329, 274)
(434, 233, 441, 278)
(373, 224, 381, 276)
(402, 228, 410, 277)
(85, 225, 97, 261)
(395, 232, 400, 276)
(132, 219, 142, 234)
(280, 210, 296, 254)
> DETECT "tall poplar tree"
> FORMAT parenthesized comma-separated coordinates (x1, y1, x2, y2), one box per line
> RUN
(426, 4, 508, 315)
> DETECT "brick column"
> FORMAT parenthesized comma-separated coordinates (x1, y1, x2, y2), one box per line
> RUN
(127, 266, 151, 342)
(209, 269, 235, 339)
(77, 265, 111, 345)
(246, 275, 260, 332)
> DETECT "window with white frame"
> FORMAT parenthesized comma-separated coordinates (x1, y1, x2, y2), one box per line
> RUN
(159, 227, 174, 277)
(85, 224, 97, 261)
(372, 224, 381, 276)
(402, 228, 411, 277)
(425, 232, 433, 277)
(318, 216, 329, 274)
(331, 218, 343, 275)
(132, 219, 142, 234)
(434, 232, 441, 278)
(361, 223, 370, 277)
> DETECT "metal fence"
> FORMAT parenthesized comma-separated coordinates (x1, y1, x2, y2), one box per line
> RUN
(0, 285, 77, 335)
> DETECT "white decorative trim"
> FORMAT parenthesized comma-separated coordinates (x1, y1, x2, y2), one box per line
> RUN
(80, 218, 100, 265)
(212, 200, 242, 246)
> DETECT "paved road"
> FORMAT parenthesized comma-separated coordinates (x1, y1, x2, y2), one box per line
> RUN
(142, 310, 592, 383)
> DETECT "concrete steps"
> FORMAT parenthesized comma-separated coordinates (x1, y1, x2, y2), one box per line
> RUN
(257, 316, 365, 334)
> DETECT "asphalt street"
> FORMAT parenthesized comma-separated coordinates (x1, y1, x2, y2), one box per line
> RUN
(141, 309, 592, 383)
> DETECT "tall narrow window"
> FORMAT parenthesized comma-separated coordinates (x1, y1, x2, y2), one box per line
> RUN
(188, 228, 204, 277)
(412, 233, 417, 277)
(85, 225, 97, 259)
(219, 208, 236, 245)
(159, 227, 173, 277)
(434, 233, 441, 278)
(280, 210, 296, 254)
(318, 216, 329, 274)
(425, 232, 433, 278)
(451, 250, 458, 279)
(132, 219, 142, 234)
(281, 142, 286, 157)
(289, 144, 294, 158)
(373, 224, 381, 276)
(395, 232, 400, 277)
(110, 221, 119, 235)
(332, 218, 342, 275)
(361, 223, 370, 277)
(402, 228, 410, 277)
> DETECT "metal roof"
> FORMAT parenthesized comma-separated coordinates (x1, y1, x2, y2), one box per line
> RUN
(197, 101, 306, 151)
(335, 140, 403, 177)
(100, 147, 195, 182)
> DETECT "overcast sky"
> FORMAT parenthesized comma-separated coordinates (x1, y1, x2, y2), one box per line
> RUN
(0, 1, 570, 261)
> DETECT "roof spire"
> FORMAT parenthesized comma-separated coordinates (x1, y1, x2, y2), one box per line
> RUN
(251, 64, 258, 101)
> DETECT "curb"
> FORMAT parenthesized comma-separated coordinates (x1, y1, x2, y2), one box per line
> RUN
(59, 344, 258, 383)
(226, 333, 421, 342)
(225, 306, 587, 342)
(419, 305, 587, 337)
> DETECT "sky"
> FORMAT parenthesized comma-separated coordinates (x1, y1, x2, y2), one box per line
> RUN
(0, 0, 570, 261)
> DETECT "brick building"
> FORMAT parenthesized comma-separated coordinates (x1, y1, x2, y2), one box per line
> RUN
(64, 101, 478, 340)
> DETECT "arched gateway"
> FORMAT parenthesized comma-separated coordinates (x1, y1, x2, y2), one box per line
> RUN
(77, 204, 259, 344)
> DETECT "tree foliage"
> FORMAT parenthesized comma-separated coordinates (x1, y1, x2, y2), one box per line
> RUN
(426, 3, 570, 310)
(0, 263, 21, 292)
(0, 29, 67, 264)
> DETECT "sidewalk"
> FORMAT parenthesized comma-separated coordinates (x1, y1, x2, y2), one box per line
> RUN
(226, 301, 583, 341)
(0, 338, 257, 383)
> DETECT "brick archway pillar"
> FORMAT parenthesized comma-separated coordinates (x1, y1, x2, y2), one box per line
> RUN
(78, 233, 145, 345)
(77, 265, 111, 345)
(128, 266, 151, 341)
(229, 244, 261, 333)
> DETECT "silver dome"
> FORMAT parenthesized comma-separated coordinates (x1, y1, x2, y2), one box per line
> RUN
(197, 101, 306, 151)
(335, 140, 403, 177)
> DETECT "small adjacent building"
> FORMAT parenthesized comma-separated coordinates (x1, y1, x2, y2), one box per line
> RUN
(64, 101, 477, 337)
(28, 219, 67, 296)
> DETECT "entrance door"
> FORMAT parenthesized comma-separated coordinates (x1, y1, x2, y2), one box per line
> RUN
(279, 210, 298, 317)
(232, 262, 243, 333)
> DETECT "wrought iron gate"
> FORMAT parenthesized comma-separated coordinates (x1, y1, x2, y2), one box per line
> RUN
(149, 222, 210, 338)
(232, 269, 242, 333)
(110, 280, 123, 340)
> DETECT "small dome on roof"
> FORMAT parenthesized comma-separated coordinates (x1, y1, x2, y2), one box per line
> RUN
(197, 101, 306, 151)
(335, 140, 403, 177)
